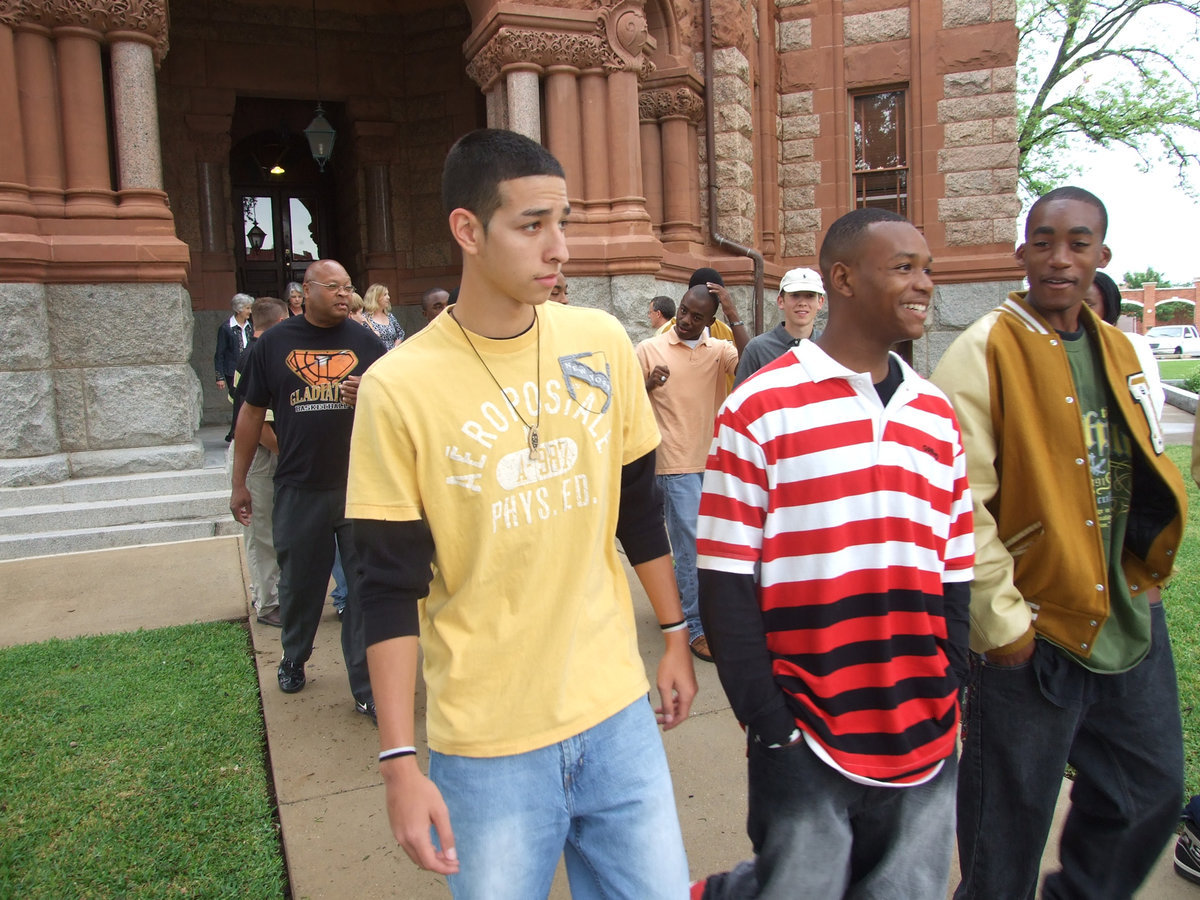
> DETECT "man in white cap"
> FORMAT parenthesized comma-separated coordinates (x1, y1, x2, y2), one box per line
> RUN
(733, 267, 826, 388)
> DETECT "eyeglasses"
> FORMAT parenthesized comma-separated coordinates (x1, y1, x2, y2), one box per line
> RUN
(307, 280, 356, 295)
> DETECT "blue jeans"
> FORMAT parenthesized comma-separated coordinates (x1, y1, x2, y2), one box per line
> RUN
(659, 472, 703, 640)
(330, 542, 348, 611)
(954, 602, 1183, 900)
(703, 736, 956, 899)
(429, 697, 689, 900)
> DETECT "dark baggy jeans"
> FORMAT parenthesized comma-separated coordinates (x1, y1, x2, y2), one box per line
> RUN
(703, 735, 956, 899)
(272, 483, 371, 704)
(954, 602, 1183, 900)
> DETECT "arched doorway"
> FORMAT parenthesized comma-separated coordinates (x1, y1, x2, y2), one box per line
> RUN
(229, 100, 342, 299)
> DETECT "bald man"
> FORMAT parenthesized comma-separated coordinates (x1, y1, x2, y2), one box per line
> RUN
(231, 258, 386, 719)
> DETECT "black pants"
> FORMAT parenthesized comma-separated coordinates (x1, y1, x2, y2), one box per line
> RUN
(272, 482, 371, 704)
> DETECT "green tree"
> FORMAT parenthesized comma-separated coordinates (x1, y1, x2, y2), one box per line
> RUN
(1019, 0, 1200, 197)
(1122, 266, 1174, 286)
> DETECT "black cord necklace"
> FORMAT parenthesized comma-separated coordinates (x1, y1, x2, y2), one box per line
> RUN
(450, 307, 542, 459)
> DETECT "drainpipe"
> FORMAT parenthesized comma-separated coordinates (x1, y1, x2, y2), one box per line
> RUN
(703, 0, 765, 334)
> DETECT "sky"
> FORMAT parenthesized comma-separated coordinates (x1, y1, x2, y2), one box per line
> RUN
(1015, 5, 1200, 289)
(1029, 146, 1200, 289)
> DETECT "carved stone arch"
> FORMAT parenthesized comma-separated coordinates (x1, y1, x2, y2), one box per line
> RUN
(643, 0, 682, 68)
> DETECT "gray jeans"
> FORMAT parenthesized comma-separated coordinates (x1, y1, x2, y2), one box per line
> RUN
(703, 736, 956, 899)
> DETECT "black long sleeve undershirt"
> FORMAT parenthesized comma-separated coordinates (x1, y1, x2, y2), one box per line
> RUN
(354, 448, 668, 647)
(615, 448, 671, 565)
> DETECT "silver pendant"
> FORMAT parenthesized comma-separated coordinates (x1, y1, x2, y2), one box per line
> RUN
(528, 425, 540, 460)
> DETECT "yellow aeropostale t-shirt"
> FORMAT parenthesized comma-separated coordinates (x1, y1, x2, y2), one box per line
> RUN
(347, 302, 661, 757)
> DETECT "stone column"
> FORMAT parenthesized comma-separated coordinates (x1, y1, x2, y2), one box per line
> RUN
(109, 38, 162, 191)
(544, 66, 584, 203)
(660, 116, 695, 241)
(639, 116, 663, 228)
(14, 25, 64, 211)
(54, 26, 115, 216)
(0, 19, 28, 204)
(486, 83, 508, 129)
(188, 116, 233, 256)
(505, 66, 541, 141)
(196, 161, 226, 254)
(579, 69, 611, 215)
(640, 81, 704, 243)
(365, 164, 392, 255)
(606, 69, 647, 226)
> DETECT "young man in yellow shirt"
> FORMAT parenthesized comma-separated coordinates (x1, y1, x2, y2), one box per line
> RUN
(347, 129, 697, 898)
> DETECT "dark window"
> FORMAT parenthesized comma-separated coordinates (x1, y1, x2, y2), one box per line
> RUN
(853, 90, 907, 216)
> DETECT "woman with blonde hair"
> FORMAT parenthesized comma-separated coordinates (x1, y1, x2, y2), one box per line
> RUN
(362, 283, 404, 349)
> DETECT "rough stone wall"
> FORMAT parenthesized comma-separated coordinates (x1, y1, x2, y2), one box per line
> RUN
(700, 47, 757, 247)
(937, 65, 1020, 247)
(776, 8, 819, 260)
(912, 279, 1022, 376)
(0, 283, 203, 487)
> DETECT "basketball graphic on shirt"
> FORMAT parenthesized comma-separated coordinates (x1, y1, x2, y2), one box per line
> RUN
(286, 349, 359, 386)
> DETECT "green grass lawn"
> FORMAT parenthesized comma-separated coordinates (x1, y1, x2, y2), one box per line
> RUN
(1158, 358, 1200, 382)
(0, 623, 285, 899)
(1167, 444, 1200, 798)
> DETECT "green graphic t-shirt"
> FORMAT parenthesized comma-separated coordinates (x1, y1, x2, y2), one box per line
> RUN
(1062, 329, 1150, 672)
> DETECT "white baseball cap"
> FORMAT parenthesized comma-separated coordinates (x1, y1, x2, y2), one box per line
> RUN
(779, 267, 825, 296)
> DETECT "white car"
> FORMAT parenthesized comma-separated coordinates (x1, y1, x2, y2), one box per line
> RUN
(1145, 325, 1200, 357)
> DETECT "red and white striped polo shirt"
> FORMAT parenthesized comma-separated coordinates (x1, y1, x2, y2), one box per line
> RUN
(698, 341, 974, 784)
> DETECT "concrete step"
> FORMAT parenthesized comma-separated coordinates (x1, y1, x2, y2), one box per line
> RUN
(0, 490, 232, 536)
(0, 517, 241, 561)
(0, 466, 229, 511)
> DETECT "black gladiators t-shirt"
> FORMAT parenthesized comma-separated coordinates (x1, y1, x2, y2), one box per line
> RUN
(241, 316, 385, 489)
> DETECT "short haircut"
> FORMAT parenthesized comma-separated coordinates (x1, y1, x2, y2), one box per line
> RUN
(285, 281, 303, 297)
(442, 129, 565, 228)
(349, 292, 365, 314)
(689, 267, 724, 288)
(1092, 271, 1122, 325)
(422, 287, 448, 305)
(651, 295, 676, 319)
(231, 292, 254, 314)
(819, 208, 909, 282)
(363, 283, 390, 314)
(252, 296, 287, 327)
(1026, 186, 1108, 238)
(682, 284, 720, 317)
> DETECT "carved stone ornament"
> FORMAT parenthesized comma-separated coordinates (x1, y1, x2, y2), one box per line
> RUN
(466, 28, 607, 89)
(596, 0, 656, 75)
(639, 86, 703, 123)
(3, 0, 169, 62)
(466, 0, 656, 89)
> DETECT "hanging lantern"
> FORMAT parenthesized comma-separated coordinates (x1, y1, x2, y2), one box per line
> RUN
(304, 104, 336, 172)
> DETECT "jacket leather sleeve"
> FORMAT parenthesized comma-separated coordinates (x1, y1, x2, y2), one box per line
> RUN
(931, 319, 1035, 656)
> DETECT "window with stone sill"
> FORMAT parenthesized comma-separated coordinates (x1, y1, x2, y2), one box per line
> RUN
(852, 89, 908, 217)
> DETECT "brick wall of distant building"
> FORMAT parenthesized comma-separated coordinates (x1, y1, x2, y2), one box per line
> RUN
(1119, 281, 1200, 330)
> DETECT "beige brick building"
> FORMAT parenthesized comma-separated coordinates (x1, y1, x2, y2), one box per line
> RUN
(0, 0, 1021, 485)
